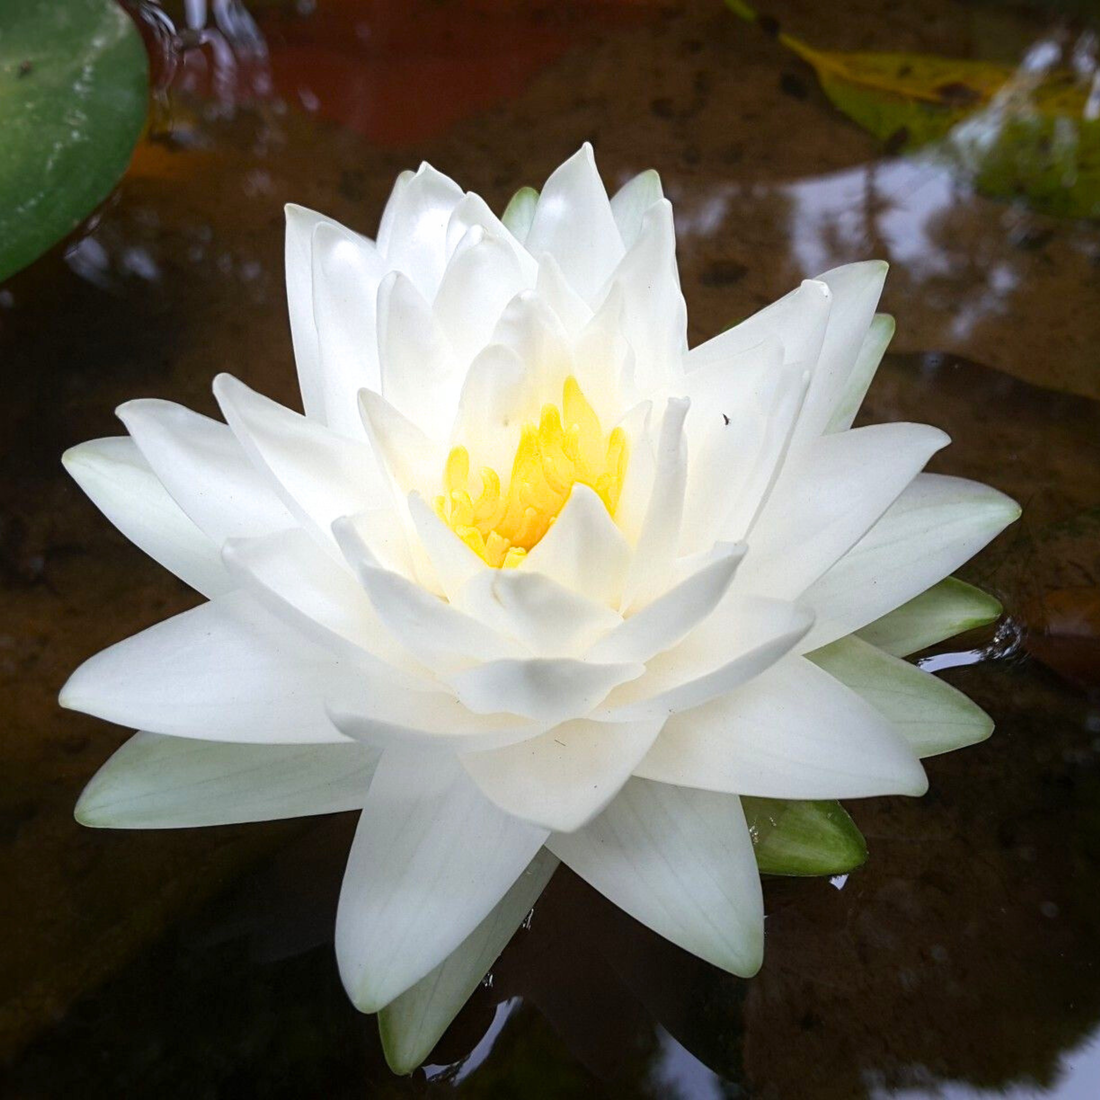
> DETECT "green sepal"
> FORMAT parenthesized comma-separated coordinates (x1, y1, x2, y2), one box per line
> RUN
(744, 797, 868, 877)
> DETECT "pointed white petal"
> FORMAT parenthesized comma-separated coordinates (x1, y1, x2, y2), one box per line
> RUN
(489, 291, 574, 409)
(214, 374, 384, 550)
(355, 563, 517, 673)
(222, 527, 407, 666)
(522, 485, 632, 608)
(378, 848, 558, 1074)
(377, 271, 461, 440)
(59, 591, 356, 744)
(448, 657, 644, 725)
(606, 199, 687, 397)
(799, 473, 1021, 651)
(739, 423, 949, 600)
(856, 576, 1003, 657)
(826, 313, 894, 433)
(457, 569, 621, 658)
(638, 656, 928, 798)
(809, 635, 993, 758)
(358, 389, 445, 498)
(434, 227, 532, 366)
(587, 543, 745, 665)
(548, 779, 764, 976)
(380, 163, 464, 298)
(461, 716, 664, 833)
(285, 203, 346, 423)
(375, 169, 414, 257)
(445, 192, 538, 281)
(525, 144, 624, 302)
(791, 261, 888, 446)
(335, 751, 548, 1012)
(609, 169, 664, 249)
(330, 506, 415, 581)
(62, 438, 229, 597)
(407, 492, 489, 603)
(500, 186, 539, 244)
(622, 397, 689, 611)
(687, 278, 831, 374)
(534, 252, 592, 337)
(311, 220, 388, 438)
(116, 399, 293, 544)
(593, 596, 812, 722)
(76, 732, 376, 828)
(450, 342, 530, 475)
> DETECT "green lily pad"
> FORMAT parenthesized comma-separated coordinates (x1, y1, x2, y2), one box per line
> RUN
(744, 797, 868, 877)
(0, 0, 148, 283)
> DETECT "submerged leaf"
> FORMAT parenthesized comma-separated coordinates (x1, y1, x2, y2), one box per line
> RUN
(743, 796, 867, 877)
(724, 0, 1100, 219)
(0, 0, 148, 282)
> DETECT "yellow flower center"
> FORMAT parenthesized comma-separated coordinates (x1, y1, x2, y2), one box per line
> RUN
(434, 376, 628, 568)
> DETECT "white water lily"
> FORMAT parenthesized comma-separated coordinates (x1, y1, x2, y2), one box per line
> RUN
(61, 145, 1018, 1072)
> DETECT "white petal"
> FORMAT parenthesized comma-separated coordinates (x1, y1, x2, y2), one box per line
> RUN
(457, 569, 622, 657)
(679, 339, 806, 552)
(445, 191, 538, 282)
(285, 203, 345, 423)
(434, 227, 532, 366)
(450, 343, 530, 475)
(311, 220, 388, 438)
(500, 186, 538, 244)
(570, 284, 632, 425)
(354, 562, 517, 674)
(809, 635, 993, 757)
(59, 591, 356, 744)
(462, 716, 664, 833)
(525, 144, 624, 302)
(489, 291, 574, 410)
(605, 199, 687, 397)
(593, 596, 812, 722)
(335, 750, 548, 1012)
(62, 438, 229, 597)
(379, 163, 464, 298)
(407, 492, 489, 603)
(377, 271, 461, 440)
(358, 389, 445, 498)
(448, 657, 644, 725)
(548, 779, 764, 976)
(214, 374, 384, 550)
(621, 397, 689, 611)
(856, 576, 1002, 657)
(76, 732, 376, 828)
(799, 473, 1020, 651)
(739, 422, 949, 599)
(522, 484, 632, 608)
(609, 168, 664, 249)
(222, 527, 408, 666)
(687, 278, 831, 374)
(375, 169, 414, 257)
(637, 656, 928, 798)
(826, 313, 894, 433)
(378, 848, 558, 1074)
(116, 399, 293, 544)
(791, 261, 888, 447)
(587, 542, 745, 665)
(534, 252, 592, 338)
(330, 506, 415, 580)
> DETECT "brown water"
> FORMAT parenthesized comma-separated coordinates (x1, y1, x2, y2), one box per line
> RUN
(2, 0, 1100, 1096)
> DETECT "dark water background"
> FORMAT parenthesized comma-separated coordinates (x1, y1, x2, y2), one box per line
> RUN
(2, 1, 1100, 1096)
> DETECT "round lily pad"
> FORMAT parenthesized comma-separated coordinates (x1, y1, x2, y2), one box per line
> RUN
(0, 0, 148, 283)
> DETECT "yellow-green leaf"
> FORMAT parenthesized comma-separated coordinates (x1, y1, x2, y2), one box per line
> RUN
(724, 0, 1100, 219)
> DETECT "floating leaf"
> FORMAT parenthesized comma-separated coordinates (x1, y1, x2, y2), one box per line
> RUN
(724, 0, 1100, 219)
(743, 797, 867, 877)
(0, 0, 148, 283)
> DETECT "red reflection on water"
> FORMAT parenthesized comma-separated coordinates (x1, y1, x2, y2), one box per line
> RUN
(172, 0, 660, 145)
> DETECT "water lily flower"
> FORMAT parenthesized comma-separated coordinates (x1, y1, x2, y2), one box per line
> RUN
(61, 145, 1018, 1072)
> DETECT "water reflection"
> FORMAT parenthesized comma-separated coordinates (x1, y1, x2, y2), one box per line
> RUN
(3, 0, 1100, 1095)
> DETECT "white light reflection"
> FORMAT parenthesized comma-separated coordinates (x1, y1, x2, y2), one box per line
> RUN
(649, 1027, 727, 1100)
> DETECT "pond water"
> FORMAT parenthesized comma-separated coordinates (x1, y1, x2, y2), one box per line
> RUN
(2, 0, 1100, 1096)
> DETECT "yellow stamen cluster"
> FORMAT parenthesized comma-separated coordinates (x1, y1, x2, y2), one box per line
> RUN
(434, 377, 628, 568)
